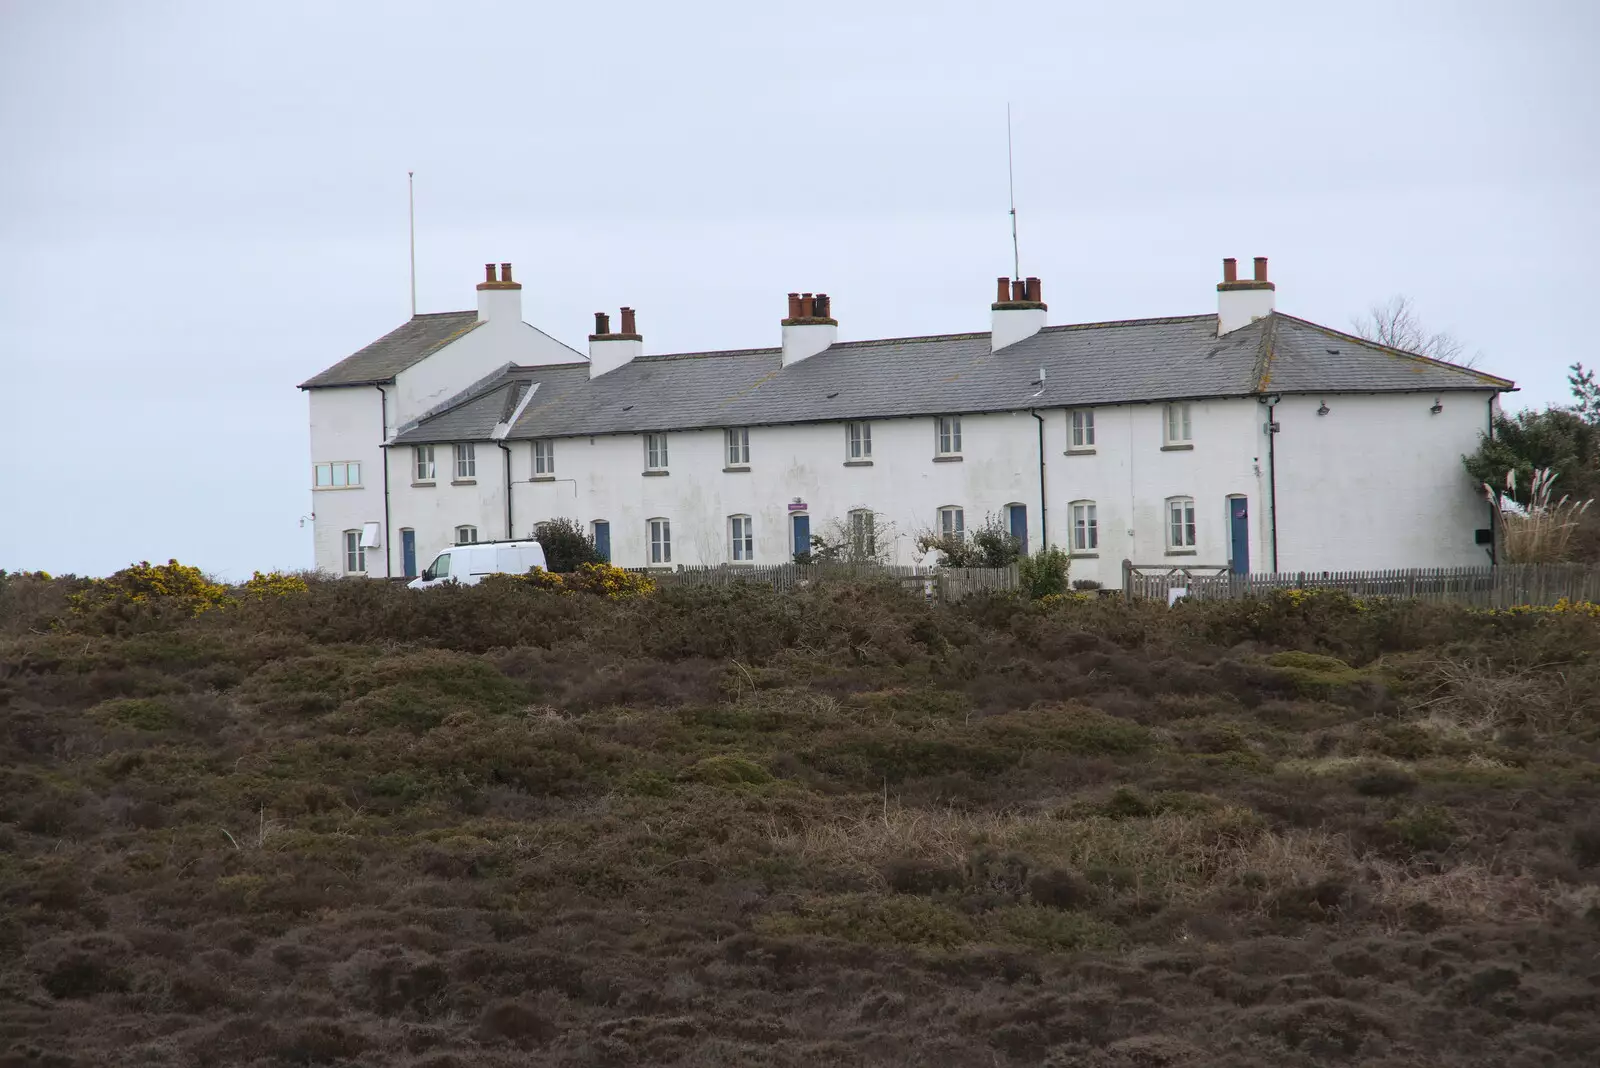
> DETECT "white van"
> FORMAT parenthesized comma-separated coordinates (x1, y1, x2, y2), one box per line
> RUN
(407, 540, 547, 589)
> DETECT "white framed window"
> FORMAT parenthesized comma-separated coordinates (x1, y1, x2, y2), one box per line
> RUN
(454, 443, 476, 479)
(848, 508, 876, 557)
(938, 506, 965, 540)
(725, 427, 750, 467)
(533, 439, 555, 476)
(1071, 501, 1098, 552)
(414, 446, 435, 482)
(936, 416, 962, 456)
(1166, 497, 1197, 550)
(729, 515, 754, 561)
(343, 530, 365, 573)
(314, 461, 361, 488)
(1164, 403, 1193, 446)
(847, 421, 873, 460)
(455, 525, 478, 545)
(1070, 409, 1096, 450)
(649, 517, 672, 564)
(645, 433, 669, 471)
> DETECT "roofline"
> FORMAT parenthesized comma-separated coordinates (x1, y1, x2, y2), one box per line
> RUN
(297, 313, 485, 390)
(1271, 312, 1515, 390)
(391, 383, 1507, 445)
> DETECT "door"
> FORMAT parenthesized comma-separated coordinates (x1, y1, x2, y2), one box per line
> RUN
(792, 513, 811, 561)
(592, 521, 610, 563)
(1008, 504, 1028, 555)
(401, 529, 416, 578)
(1229, 497, 1250, 574)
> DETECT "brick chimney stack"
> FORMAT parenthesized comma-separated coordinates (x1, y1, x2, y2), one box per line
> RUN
(781, 290, 838, 367)
(476, 262, 523, 324)
(1216, 256, 1275, 335)
(589, 306, 643, 378)
(991, 275, 1047, 351)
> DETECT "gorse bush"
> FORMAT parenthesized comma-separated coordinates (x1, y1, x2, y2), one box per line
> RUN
(516, 563, 655, 600)
(532, 517, 606, 573)
(241, 570, 311, 598)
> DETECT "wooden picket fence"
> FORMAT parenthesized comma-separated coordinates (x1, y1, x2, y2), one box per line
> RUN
(636, 563, 1019, 603)
(1122, 561, 1600, 609)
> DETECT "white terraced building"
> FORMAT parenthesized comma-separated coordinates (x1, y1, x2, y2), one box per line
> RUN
(299, 258, 1514, 585)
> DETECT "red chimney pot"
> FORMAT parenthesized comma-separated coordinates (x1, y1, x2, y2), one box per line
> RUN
(620, 307, 637, 335)
(593, 312, 610, 335)
(1222, 258, 1238, 283)
(484, 263, 497, 283)
(996, 277, 1011, 303)
(1253, 257, 1268, 282)
(1025, 276, 1041, 303)
(500, 263, 513, 283)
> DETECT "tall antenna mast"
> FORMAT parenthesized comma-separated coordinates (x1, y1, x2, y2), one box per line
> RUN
(407, 170, 417, 317)
(1007, 103, 1020, 281)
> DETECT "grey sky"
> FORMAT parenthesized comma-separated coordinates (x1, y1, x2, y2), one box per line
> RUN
(2, 0, 1595, 578)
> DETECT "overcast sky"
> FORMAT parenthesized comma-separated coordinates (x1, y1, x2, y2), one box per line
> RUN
(2, 0, 1595, 578)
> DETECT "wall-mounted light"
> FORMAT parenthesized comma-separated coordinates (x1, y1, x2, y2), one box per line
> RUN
(1430, 397, 1444, 414)
(1316, 401, 1330, 416)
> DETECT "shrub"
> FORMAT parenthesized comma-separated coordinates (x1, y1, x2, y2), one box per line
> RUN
(66, 559, 228, 631)
(1018, 547, 1072, 600)
(533, 517, 605, 573)
(240, 570, 310, 598)
(519, 563, 654, 600)
(916, 513, 1020, 569)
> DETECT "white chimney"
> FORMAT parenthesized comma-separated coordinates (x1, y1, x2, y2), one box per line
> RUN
(781, 292, 838, 367)
(1217, 257, 1275, 335)
(589, 307, 643, 378)
(476, 262, 523, 324)
(991, 277, 1047, 351)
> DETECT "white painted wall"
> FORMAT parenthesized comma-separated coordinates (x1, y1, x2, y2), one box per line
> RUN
(360, 391, 1500, 583)
(1273, 391, 1496, 570)
(306, 386, 386, 575)
(391, 322, 578, 430)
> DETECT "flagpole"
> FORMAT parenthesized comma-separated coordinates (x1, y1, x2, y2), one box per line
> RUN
(407, 171, 417, 317)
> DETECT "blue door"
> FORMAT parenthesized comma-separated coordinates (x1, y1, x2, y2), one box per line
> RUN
(1229, 498, 1250, 574)
(592, 521, 611, 562)
(792, 514, 811, 561)
(1009, 504, 1028, 555)
(401, 529, 417, 578)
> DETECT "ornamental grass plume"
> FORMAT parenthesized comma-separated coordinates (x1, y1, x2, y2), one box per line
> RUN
(1486, 468, 1593, 563)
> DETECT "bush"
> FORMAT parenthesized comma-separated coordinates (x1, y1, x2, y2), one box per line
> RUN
(916, 513, 1020, 569)
(66, 560, 228, 632)
(240, 570, 310, 598)
(520, 562, 655, 599)
(533, 517, 606, 573)
(1018, 547, 1072, 600)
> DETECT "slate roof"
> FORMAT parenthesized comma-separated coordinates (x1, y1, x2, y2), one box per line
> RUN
(298, 311, 482, 389)
(389, 312, 1514, 445)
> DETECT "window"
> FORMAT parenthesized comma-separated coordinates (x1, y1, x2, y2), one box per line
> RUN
(649, 518, 672, 564)
(430, 551, 451, 578)
(414, 446, 435, 482)
(454, 443, 476, 479)
(847, 421, 873, 460)
(1071, 501, 1098, 552)
(1070, 409, 1096, 450)
(533, 439, 555, 476)
(1167, 497, 1197, 550)
(848, 509, 876, 557)
(1164, 403, 1193, 446)
(455, 525, 478, 545)
(725, 427, 750, 467)
(936, 416, 962, 456)
(729, 515, 754, 561)
(938, 506, 965, 540)
(343, 530, 365, 573)
(314, 461, 361, 488)
(645, 433, 669, 471)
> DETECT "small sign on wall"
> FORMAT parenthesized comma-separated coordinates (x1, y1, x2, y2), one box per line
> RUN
(787, 501, 807, 512)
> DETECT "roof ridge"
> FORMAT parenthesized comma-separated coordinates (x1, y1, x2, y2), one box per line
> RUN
(1271, 312, 1514, 389)
(1041, 313, 1216, 333)
(411, 309, 477, 319)
(638, 346, 783, 362)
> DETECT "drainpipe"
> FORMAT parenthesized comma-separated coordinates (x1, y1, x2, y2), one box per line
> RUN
(498, 441, 514, 539)
(1486, 395, 1497, 565)
(1030, 409, 1048, 549)
(376, 385, 392, 578)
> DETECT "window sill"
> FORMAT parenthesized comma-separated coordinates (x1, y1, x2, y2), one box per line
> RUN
(645, 565, 674, 572)
(1160, 443, 1195, 452)
(410, 481, 436, 488)
(530, 475, 556, 482)
(1065, 448, 1097, 456)
(1164, 549, 1198, 557)
(843, 459, 874, 467)
(313, 485, 364, 491)
(722, 465, 751, 473)
(726, 561, 757, 568)
(1069, 552, 1100, 559)
(451, 478, 477, 485)
(932, 455, 963, 463)
(642, 470, 670, 477)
